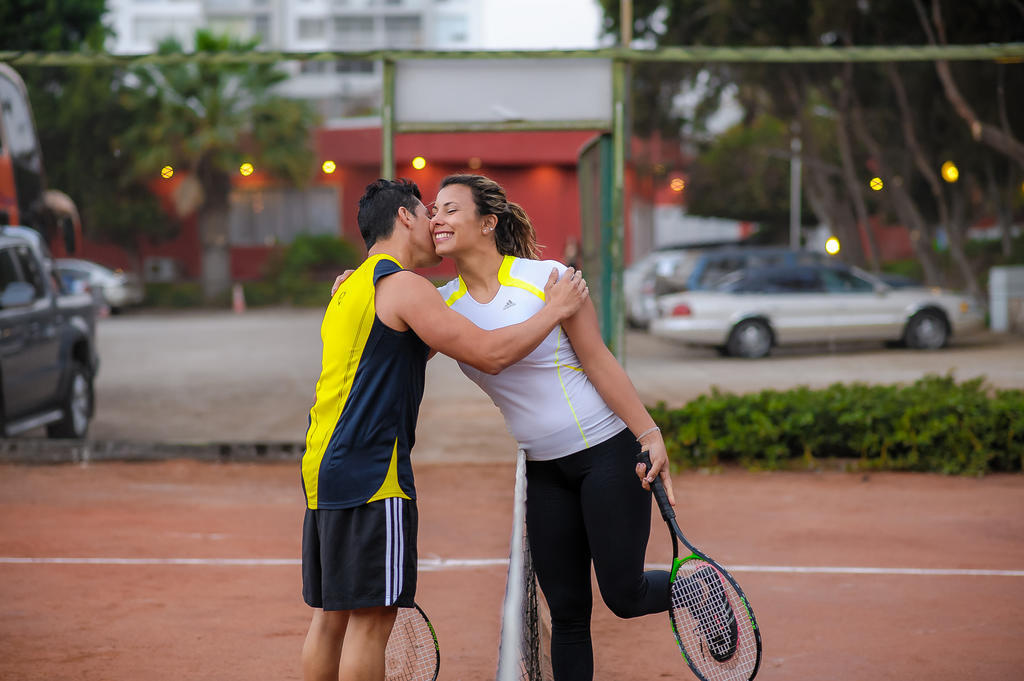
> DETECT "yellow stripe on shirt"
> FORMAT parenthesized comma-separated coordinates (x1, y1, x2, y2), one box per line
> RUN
(498, 255, 545, 300)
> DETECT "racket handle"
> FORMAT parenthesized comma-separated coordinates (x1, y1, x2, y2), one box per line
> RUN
(637, 450, 676, 521)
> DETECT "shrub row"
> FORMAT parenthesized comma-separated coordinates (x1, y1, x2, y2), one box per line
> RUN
(647, 375, 1023, 475)
(143, 234, 363, 308)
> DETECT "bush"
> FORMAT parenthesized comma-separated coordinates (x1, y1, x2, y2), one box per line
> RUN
(648, 375, 1024, 475)
(144, 282, 203, 308)
(140, 235, 362, 309)
(249, 233, 362, 307)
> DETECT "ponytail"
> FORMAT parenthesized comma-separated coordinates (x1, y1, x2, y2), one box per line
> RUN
(440, 174, 542, 259)
(496, 201, 541, 260)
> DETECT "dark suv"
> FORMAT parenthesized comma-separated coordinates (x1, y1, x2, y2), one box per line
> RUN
(0, 225, 99, 438)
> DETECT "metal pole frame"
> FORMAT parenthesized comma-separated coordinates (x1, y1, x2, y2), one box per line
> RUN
(381, 58, 395, 180)
(609, 59, 627, 360)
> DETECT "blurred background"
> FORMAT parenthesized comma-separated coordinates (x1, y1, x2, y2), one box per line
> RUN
(1, 0, 1022, 443)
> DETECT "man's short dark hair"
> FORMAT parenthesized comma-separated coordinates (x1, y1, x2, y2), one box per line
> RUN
(357, 179, 422, 249)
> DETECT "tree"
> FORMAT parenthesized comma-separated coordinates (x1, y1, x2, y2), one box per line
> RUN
(684, 114, 795, 238)
(913, 0, 1024, 170)
(0, 0, 105, 52)
(119, 30, 318, 301)
(41, 66, 178, 263)
(600, 0, 1023, 291)
(5, 0, 176, 260)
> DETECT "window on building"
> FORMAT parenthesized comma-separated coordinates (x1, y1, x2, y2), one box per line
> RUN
(435, 13, 468, 43)
(300, 61, 329, 74)
(334, 15, 376, 46)
(298, 17, 326, 39)
(133, 17, 197, 48)
(208, 16, 252, 39)
(335, 16, 375, 32)
(252, 15, 270, 42)
(334, 60, 374, 74)
(229, 187, 341, 246)
(383, 15, 422, 46)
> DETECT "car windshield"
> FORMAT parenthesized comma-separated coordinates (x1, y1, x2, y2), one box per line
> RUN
(821, 267, 876, 293)
(721, 266, 825, 293)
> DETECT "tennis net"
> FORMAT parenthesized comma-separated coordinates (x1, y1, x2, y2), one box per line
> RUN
(495, 449, 552, 681)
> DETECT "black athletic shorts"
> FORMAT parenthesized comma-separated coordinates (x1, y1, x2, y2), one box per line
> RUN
(302, 497, 418, 611)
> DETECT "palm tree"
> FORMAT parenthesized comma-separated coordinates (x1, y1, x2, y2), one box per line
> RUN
(120, 30, 317, 301)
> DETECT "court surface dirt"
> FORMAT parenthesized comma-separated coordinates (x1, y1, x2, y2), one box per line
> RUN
(4, 312, 1023, 679)
(2, 459, 1022, 681)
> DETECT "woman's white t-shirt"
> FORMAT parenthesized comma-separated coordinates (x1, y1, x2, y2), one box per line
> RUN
(436, 255, 625, 460)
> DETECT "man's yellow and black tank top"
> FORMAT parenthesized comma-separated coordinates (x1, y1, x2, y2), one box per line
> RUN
(301, 254, 429, 510)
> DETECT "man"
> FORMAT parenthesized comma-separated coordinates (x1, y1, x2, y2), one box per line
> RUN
(301, 178, 588, 681)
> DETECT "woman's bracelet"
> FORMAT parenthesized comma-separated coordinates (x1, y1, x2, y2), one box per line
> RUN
(635, 426, 660, 442)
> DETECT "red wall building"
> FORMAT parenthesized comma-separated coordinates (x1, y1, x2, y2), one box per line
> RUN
(316, 127, 603, 280)
(66, 127, 609, 284)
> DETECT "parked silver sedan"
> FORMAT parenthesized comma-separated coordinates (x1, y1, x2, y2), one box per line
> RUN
(650, 263, 986, 358)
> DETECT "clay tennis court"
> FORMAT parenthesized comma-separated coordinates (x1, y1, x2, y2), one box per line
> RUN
(4, 315, 1023, 679)
(2, 458, 1022, 681)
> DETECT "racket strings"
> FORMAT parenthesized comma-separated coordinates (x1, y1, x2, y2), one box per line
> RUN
(385, 606, 439, 681)
(670, 560, 758, 681)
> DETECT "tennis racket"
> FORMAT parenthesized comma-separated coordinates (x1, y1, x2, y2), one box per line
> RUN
(385, 603, 440, 681)
(639, 452, 762, 681)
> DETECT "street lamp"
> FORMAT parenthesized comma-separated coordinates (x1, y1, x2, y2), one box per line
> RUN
(790, 132, 802, 249)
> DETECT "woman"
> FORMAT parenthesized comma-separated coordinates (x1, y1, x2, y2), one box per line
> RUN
(429, 175, 675, 681)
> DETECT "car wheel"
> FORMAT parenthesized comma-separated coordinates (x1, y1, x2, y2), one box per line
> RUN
(46, 362, 93, 439)
(903, 310, 948, 350)
(726, 319, 772, 358)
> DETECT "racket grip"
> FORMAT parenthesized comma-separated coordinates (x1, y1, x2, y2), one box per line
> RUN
(637, 450, 676, 521)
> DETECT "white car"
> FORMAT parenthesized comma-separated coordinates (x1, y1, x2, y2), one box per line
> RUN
(650, 263, 986, 358)
(624, 246, 715, 328)
(56, 259, 145, 313)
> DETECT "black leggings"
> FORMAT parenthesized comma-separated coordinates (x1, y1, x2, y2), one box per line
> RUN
(525, 428, 670, 681)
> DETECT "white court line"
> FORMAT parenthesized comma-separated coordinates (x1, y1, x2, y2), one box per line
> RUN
(644, 563, 1024, 577)
(1, 556, 1023, 576)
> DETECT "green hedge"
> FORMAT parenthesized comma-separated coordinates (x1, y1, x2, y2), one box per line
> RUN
(251, 233, 362, 307)
(648, 375, 1023, 475)
(144, 281, 203, 307)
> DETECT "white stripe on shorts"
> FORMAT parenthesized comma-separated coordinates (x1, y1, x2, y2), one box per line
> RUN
(384, 499, 393, 605)
(384, 498, 405, 606)
(395, 499, 404, 599)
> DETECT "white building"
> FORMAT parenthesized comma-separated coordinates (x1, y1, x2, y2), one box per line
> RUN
(104, 0, 481, 122)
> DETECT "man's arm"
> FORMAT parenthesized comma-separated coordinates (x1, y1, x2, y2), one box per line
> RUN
(376, 268, 587, 375)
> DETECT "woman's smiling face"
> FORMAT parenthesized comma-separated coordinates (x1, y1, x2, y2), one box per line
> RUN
(429, 183, 495, 258)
